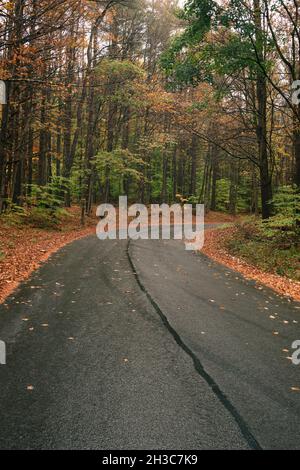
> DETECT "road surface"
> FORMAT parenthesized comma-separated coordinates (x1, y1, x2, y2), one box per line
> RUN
(0, 233, 299, 450)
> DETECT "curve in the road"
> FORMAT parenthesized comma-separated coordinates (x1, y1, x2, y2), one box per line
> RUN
(127, 240, 262, 450)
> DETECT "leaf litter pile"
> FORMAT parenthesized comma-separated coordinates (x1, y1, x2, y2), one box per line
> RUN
(0, 207, 95, 303)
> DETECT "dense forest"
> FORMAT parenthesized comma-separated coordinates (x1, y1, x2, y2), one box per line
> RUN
(0, 0, 299, 228)
(1, 1, 300, 454)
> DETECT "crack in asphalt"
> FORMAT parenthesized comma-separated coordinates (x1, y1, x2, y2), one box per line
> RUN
(127, 240, 262, 451)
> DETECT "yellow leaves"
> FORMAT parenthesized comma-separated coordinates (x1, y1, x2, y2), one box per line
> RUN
(5, 2, 15, 12)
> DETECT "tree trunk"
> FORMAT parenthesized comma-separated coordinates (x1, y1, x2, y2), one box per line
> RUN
(38, 90, 48, 186)
(294, 123, 300, 188)
(229, 161, 238, 215)
(189, 135, 197, 196)
(254, 0, 273, 219)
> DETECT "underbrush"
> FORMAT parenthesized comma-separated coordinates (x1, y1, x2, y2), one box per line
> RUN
(23, 207, 71, 229)
(226, 216, 300, 281)
(1, 178, 71, 230)
(0, 206, 71, 230)
(226, 187, 300, 280)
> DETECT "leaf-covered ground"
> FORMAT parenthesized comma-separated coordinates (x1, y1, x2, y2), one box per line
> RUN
(0, 209, 299, 304)
(202, 226, 300, 302)
(0, 208, 95, 303)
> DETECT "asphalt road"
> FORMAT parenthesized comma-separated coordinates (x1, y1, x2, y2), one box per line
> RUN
(0, 233, 299, 450)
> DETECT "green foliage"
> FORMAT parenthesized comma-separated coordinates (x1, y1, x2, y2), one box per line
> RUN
(160, 0, 222, 88)
(95, 148, 145, 200)
(187, 196, 198, 205)
(24, 178, 70, 229)
(26, 177, 69, 210)
(227, 217, 300, 281)
(160, 0, 271, 91)
(214, 178, 252, 213)
(215, 179, 231, 212)
(227, 231, 300, 280)
(225, 187, 300, 280)
(259, 187, 300, 240)
(24, 207, 66, 229)
(181, 0, 221, 40)
(96, 148, 144, 179)
(98, 59, 144, 83)
(96, 60, 145, 108)
(272, 186, 300, 219)
(160, 39, 205, 89)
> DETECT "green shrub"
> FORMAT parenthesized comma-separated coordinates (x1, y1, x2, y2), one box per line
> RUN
(26, 177, 69, 210)
(226, 193, 300, 280)
(24, 178, 70, 229)
(259, 187, 300, 245)
(272, 186, 300, 219)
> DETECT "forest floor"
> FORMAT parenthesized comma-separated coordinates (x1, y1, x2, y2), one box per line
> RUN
(0, 207, 96, 303)
(0, 208, 299, 304)
(202, 223, 300, 302)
